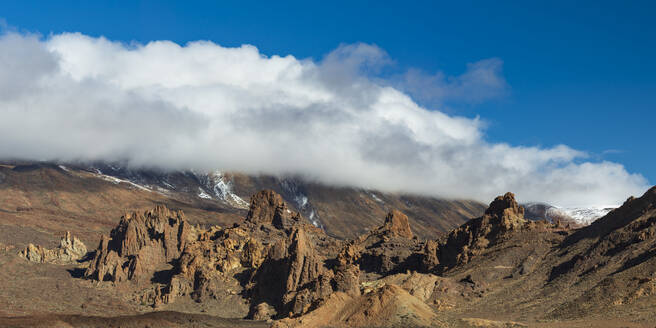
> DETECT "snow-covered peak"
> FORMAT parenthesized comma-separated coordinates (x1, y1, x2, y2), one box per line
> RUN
(549, 206, 615, 225)
(523, 202, 616, 225)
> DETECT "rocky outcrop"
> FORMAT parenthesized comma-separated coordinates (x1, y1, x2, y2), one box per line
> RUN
(484, 192, 526, 227)
(334, 210, 421, 276)
(84, 205, 191, 283)
(246, 190, 301, 230)
(426, 192, 530, 273)
(19, 184, 656, 326)
(136, 189, 333, 315)
(0, 242, 15, 253)
(420, 240, 440, 271)
(379, 210, 414, 239)
(249, 226, 333, 318)
(74, 189, 548, 323)
(20, 231, 87, 264)
(155, 225, 268, 306)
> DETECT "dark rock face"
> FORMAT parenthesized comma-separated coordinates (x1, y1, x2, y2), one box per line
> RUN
(83, 190, 334, 318)
(84, 205, 191, 283)
(244, 193, 411, 319)
(420, 240, 439, 271)
(248, 226, 332, 318)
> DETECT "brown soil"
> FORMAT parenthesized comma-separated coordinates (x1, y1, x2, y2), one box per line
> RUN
(0, 312, 268, 328)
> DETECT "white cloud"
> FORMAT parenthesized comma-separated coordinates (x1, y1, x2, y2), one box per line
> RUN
(0, 31, 649, 207)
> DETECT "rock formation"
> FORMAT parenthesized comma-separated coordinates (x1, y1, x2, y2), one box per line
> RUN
(10, 184, 656, 327)
(246, 189, 302, 230)
(155, 224, 268, 306)
(426, 192, 530, 272)
(378, 209, 414, 238)
(20, 231, 87, 264)
(248, 226, 332, 318)
(0, 242, 15, 253)
(84, 205, 191, 282)
(336, 210, 421, 277)
(152, 190, 325, 315)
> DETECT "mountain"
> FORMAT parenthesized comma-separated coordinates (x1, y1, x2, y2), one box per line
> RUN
(2, 183, 656, 327)
(523, 202, 615, 226)
(0, 161, 485, 248)
(415, 187, 656, 325)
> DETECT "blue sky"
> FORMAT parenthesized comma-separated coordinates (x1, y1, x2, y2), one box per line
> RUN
(0, 0, 653, 201)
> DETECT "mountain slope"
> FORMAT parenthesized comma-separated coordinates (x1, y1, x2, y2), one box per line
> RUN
(0, 162, 485, 246)
(419, 187, 656, 324)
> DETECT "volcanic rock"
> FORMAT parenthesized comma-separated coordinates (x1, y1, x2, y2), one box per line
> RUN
(379, 210, 414, 239)
(248, 225, 332, 318)
(336, 209, 422, 277)
(246, 190, 301, 230)
(427, 192, 529, 272)
(157, 225, 268, 306)
(155, 190, 325, 312)
(84, 205, 191, 282)
(20, 231, 87, 264)
(420, 239, 439, 271)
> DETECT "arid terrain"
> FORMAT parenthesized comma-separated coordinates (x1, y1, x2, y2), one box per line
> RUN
(1, 163, 655, 327)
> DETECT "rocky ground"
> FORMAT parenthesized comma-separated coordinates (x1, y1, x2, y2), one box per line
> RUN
(1, 163, 656, 327)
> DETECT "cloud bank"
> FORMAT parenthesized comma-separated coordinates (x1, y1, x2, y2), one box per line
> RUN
(0, 31, 648, 207)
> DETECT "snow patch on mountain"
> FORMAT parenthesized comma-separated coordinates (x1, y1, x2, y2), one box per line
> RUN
(93, 170, 152, 192)
(551, 206, 615, 225)
(369, 191, 384, 204)
(198, 187, 212, 199)
(280, 178, 324, 229)
(207, 171, 249, 209)
(523, 202, 615, 225)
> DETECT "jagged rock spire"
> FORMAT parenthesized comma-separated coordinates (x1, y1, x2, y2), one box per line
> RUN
(485, 192, 525, 220)
(85, 205, 191, 282)
(246, 190, 286, 225)
(381, 210, 414, 239)
(246, 189, 302, 229)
